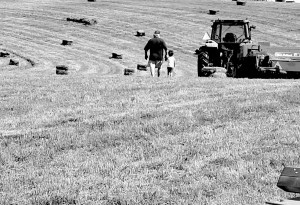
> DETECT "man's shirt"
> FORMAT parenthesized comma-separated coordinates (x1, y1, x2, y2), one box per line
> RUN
(144, 37, 167, 61)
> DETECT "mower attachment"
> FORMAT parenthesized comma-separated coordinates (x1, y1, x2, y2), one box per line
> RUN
(266, 167, 300, 205)
(266, 199, 300, 205)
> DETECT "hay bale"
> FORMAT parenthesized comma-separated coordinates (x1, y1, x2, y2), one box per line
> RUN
(212, 72, 227, 78)
(237, 1, 246, 5)
(66, 17, 97, 25)
(208, 10, 219, 15)
(0, 52, 10, 57)
(56, 65, 69, 75)
(56, 70, 69, 75)
(56, 65, 68, 71)
(137, 64, 147, 71)
(85, 19, 97, 25)
(61, 40, 73, 46)
(80, 18, 97, 25)
(136, 30, 145, 36)
(124, 68, 135, 75)
(9, 59, 19, 66)
(112, 53, 122, 59)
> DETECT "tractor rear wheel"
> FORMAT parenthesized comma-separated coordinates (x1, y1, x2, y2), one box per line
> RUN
(197, 50, 209, 76)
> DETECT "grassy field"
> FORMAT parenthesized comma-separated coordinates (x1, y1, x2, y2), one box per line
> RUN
(1, 0, 300, 204)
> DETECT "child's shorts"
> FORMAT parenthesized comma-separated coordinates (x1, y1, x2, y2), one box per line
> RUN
(167, 67, 174, 73)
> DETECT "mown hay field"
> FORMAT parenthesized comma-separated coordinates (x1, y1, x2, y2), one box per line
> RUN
(0, 0, 300, 204)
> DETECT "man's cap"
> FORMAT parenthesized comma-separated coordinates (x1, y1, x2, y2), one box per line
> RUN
(154, 30, 160, 34)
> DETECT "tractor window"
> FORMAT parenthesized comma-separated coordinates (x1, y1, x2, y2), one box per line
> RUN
(213, 24, 221, 41)
(211, 24, 221, 42)
(221, 25, 245, 43)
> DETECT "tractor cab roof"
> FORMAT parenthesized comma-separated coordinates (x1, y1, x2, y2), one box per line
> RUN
(212, 19, 250, 24)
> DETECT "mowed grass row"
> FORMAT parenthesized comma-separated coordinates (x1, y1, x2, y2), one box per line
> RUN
(1, 74, 300, 204)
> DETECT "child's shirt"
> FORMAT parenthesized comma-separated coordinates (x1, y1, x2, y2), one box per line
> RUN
(167, 56, 176, 68)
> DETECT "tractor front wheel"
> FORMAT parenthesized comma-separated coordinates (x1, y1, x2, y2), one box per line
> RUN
(197, 50, 209, 77)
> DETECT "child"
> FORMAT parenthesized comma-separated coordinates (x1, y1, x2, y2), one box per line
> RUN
(166, 50, 176, 77)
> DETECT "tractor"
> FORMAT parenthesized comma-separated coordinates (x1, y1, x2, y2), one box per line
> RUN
(196, 19, 277, 78)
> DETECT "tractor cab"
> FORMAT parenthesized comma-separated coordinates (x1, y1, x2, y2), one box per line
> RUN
(211, 20, 258, 75)
(210, 19, 252, 44)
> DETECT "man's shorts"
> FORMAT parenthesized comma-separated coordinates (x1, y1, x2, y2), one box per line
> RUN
(148, 60, 163, 69)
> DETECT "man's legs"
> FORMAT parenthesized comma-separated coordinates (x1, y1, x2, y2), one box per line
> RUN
(149, 61, 156, 77)
(157, 67, 161, 77)
(156, 61, 163, 77)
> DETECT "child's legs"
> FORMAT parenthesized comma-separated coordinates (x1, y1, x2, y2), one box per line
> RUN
(167, 67, 173, 77)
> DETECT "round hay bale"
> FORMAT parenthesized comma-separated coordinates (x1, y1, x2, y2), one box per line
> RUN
(61, 40, 73, 46)
(9, 59, 19, 66)
(212, 72, 227, 78)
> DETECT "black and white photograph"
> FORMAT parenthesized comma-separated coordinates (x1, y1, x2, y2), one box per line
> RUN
(0, 0, 300, 204)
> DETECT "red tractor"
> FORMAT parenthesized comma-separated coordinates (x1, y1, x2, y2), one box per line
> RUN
(196, 19, 276, 78)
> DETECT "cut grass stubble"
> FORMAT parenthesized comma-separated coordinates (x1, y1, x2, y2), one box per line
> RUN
(1, 76, 300, 204)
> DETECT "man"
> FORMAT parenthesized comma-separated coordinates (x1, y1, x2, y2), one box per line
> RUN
(144, 30, 168, 77)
